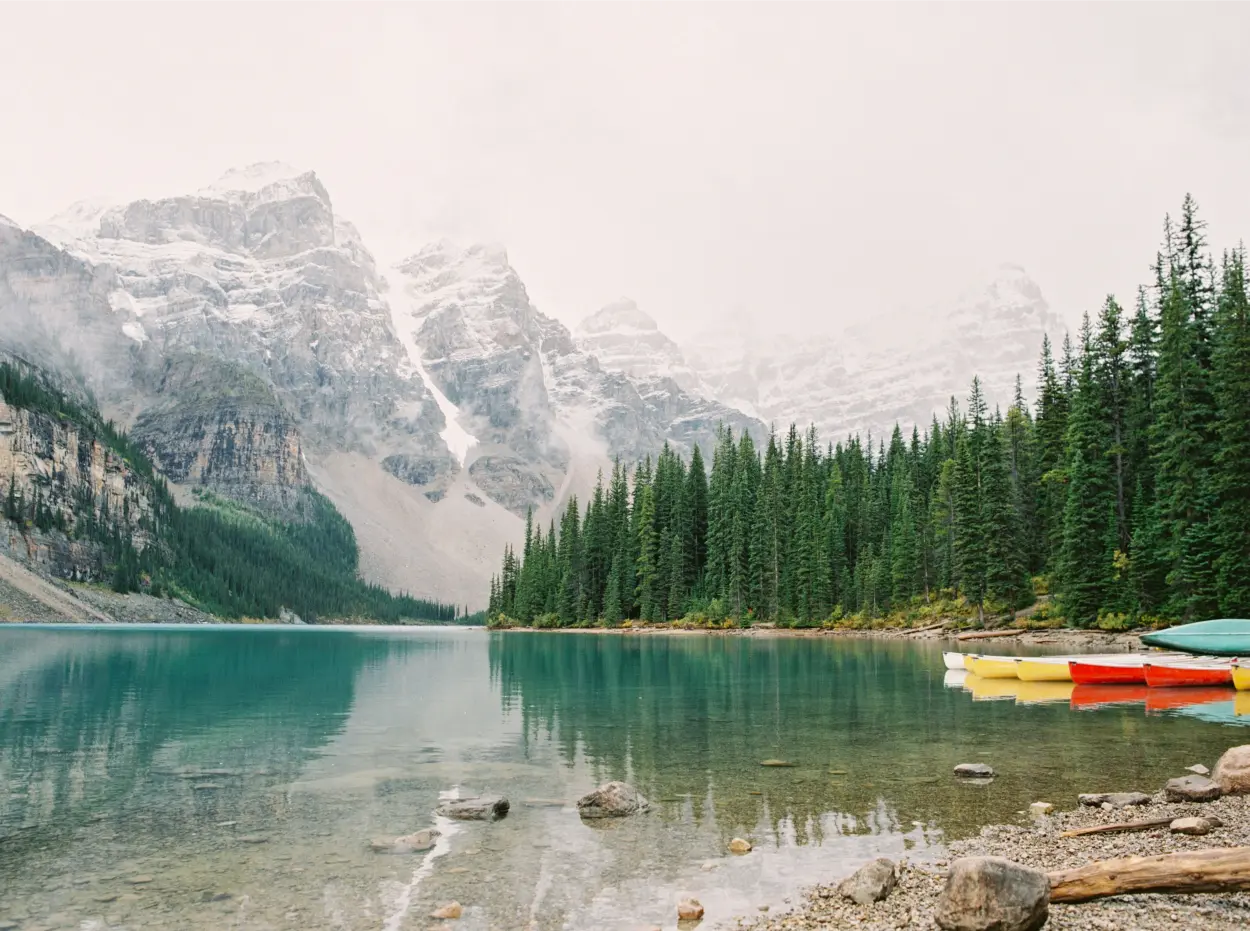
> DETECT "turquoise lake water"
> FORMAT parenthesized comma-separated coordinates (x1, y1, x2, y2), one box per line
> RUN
(0, 626, 1245, 930)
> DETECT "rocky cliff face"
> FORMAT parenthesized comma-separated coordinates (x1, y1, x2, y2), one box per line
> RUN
(130, 354, 310, 517)
(0, 393, 154, 580)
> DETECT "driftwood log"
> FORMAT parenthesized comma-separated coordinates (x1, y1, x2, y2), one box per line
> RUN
(1059, 817, 1176, 838)
(908, 620, 950, 634)
(1048, 847, 1250, 903)
(955, 628, 1022, 642)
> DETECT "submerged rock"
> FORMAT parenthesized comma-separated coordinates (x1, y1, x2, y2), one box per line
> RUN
(935, 857, 1049, 931)
(431, 901, 462, 919)
(1186, 763, 1211, 776)
(371, 828, 440, 853)
(436, 796, 509, 821)
(577, 781, 650, 818)
(677, 898, 704, 920)
(1027, 802, 1053, 817)
(759, 760, 795, 767)
(954, 763, 995, 779)
(728, 838, 753, 853)
(1214, 745, 1250, 794)
(1165, 775, 1221, 802)
(838, 857, 897, 906)
(1078, 791, 1150, 808)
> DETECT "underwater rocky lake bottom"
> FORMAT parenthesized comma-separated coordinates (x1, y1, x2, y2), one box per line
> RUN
(1, 626, 1246, 930)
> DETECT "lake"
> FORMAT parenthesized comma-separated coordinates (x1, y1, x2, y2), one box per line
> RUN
(1, 626, 1245, 930)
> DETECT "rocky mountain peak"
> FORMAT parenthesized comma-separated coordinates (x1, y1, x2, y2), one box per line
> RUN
(578, 298, 658, 335)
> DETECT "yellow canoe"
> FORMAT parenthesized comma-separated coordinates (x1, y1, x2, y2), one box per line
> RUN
(964, 674, 1020, 701)
(1016, 658, 1073, 682)
(1234, 664, 1250, 691)
(967, 656, 1020, 679)
(1014, 680, 1075, 704)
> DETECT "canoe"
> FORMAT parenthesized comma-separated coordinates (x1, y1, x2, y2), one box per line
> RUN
(1143, 659, 1233, 688)
(1070, 658, 1148, 685)
(943, 651, 973, 671)
(1015, 657, 1074, 682)
(1014, 680, 1075, 704)
(1068, 653, 1189, 685)
(1070, 684, 1149, 709)
(1140, 618, 1250, 656)
(1234, 662, 1250, 692)
(966, 656, 1020, 679)
(1238, 691, 1250, 716)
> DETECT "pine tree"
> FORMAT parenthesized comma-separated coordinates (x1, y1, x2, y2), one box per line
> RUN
(982, 414, 1031, 615)
(1212, 247, 1250, 613)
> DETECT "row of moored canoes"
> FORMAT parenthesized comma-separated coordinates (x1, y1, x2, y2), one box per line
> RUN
(942, 651, 1250, 689)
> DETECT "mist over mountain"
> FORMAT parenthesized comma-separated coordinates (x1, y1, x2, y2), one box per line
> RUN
(1, 165, 768, 608)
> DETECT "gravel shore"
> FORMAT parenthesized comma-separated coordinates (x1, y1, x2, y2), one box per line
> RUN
(736, 789, 1250, 930)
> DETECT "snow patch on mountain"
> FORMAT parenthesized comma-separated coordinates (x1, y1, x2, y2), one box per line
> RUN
(576, 298, 711, 398)
(384, 257, 479, 466)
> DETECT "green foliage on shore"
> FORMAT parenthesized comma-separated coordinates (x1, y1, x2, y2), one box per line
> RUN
(1, 361, 465, 623)
(490, 196, 1250, 630)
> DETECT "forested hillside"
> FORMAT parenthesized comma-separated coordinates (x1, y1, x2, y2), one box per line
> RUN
(1, 361, 470, 623)
(488, 196, 1250, 629)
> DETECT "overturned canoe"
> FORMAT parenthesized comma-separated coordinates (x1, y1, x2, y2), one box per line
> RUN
(1016, 657, 1074, 682)
(1140, 619, 1250, 656)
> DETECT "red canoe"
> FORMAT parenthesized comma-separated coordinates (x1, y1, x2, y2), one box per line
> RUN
(1143, 661, 1233, 688)
(1069, 659, 1148, 685)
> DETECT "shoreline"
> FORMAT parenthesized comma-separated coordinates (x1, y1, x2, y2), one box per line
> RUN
(496, 623, 1147, 652)
(738, 781, 1250, 931)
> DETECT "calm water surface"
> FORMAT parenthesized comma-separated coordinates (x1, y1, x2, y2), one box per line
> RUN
(1, 626, 1246, 931)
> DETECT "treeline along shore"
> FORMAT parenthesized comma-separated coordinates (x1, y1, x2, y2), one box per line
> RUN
(489, 196, 1250, 632)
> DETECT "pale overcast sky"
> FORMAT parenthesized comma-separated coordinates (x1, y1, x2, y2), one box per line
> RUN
(2, 3, 1248, 340)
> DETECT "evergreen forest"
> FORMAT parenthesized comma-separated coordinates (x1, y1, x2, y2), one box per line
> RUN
(488, 197, 1250, 630)
(0, 361, 469, 623)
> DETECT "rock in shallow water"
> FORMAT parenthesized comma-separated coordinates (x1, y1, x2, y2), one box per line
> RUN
(577, 781, 650, 818)
(838, 857, 897, 906)
(371, 828, 440, 853)
(1165, 775, 1221, 802)
(677, 898, 704, 920)
(1186, 763, 1210, 776)
(934, 856, 1049, 931)
(1214, 745, 1250, 795)
(1027, 802, 1053, 817)
(430, 901, 462, 919)
(729, 838, 753, 853)
(954, 763, 995, 779)
(436, 796, 509, 821)
(1078, 791, 1150, 808)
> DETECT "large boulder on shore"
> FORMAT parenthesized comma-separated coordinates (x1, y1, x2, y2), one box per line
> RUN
(436, 795, 509, 821)
(934, 856, 1050, 931)
(839, 857, 897, 906)
(1214, 745, 1250, 795)
(576, 781, 650, 818)
(1165, 775, 1221, 802)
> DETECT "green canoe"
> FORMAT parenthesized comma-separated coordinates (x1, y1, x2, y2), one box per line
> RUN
(1140, 619, 1250, 656)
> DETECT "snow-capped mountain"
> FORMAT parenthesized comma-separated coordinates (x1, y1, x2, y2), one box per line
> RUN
(680, 264, 1065, 443)
(386, 241, 764, 510)
(575, 299, 710, 397)
(2, 164, 765, 606)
